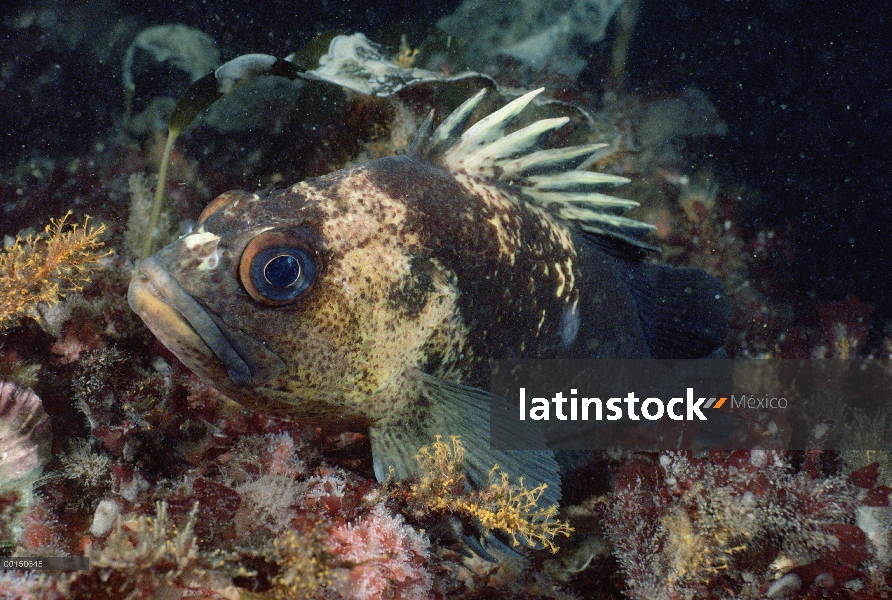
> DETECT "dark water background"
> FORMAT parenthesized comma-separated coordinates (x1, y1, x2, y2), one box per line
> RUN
(621, 0, 892, 336)
(1, 0, 890, 341)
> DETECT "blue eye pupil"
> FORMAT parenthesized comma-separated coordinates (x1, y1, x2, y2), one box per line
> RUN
(264, 254, 301, 288)
(248, 245, 315, 303)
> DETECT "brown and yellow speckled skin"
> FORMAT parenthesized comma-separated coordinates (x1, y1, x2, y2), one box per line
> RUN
(138, 154, 650, 430)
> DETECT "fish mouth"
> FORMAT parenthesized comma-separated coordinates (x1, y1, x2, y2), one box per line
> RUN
(128, 257, 253, 386)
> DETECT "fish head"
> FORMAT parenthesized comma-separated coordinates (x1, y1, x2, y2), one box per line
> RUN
(128, 165, 462, 423)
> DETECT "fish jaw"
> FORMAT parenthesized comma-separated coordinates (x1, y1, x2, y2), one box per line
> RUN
(128, 257, 282, 392)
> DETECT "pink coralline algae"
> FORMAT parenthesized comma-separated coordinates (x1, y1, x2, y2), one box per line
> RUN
(328, 503, 432, 599)
(46, 419, 439, 599)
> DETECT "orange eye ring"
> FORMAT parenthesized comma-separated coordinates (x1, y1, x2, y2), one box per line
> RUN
(239, 230, 317, 306)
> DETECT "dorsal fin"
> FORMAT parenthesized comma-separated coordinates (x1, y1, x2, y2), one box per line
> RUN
(411, 88, 656, 249)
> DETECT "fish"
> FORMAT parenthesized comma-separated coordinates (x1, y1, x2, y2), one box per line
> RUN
(128, 88, 731, 519)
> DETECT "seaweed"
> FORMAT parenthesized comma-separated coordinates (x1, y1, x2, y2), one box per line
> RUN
(140, 54, 304, 259)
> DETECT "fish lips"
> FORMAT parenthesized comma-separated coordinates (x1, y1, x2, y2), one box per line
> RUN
(128, 257, 282, 388)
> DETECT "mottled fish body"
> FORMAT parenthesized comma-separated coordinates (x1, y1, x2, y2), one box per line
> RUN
(129, 89, 730, 514)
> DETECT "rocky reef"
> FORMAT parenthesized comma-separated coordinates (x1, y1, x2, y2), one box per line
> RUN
(0, 5, 890, 598)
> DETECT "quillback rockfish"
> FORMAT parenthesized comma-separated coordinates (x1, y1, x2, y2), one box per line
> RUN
(128, 88, 731, 523)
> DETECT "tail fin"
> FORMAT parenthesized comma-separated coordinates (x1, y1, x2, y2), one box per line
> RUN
(621, 260, 731, 358)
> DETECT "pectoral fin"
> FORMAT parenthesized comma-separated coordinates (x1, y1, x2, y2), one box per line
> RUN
(369, 370, 561, 508)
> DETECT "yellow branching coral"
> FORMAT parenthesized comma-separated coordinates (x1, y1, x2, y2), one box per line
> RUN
(412, 435, 467, 511)
(411, 436, 573, 553)
(0, 212, 111, 330)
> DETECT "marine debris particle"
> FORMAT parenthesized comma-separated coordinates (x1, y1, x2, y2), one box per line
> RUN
(0, 212, 111, 330)
(394, 35, 420, 69)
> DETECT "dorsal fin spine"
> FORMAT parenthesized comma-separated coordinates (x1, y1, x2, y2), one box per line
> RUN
(444, 88, 545, 162)
(498, 143, 610, 178)
(412, 88, 653, 248)
(427, 89, 488, 156)
(459, 117, 569, 173)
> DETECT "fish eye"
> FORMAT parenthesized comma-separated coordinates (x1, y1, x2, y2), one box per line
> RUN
(240, 231, 317, 305)
(252, 248, 314, 300)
